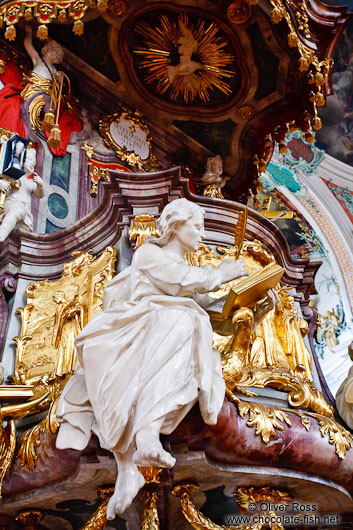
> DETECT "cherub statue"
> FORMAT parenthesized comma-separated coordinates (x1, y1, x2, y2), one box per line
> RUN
(167, 21, 203, 84)
(200, 155, 230, 199)
(336, 341, 353, 429)
(56, 198, 248, 520)
(322, 309, 339, 352)
(0, 146, 43, 243)
(21, 26, 64, 103)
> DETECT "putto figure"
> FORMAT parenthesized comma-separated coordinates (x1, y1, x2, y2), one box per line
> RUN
(0, 146, 43, 243)
(200, 155, 230, 199)
(56, 198, 247, 520)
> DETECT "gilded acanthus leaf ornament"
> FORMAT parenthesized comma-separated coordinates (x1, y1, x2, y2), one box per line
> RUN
(17, 397, 59, 471)
(141, 489, 160, 530)
(0, 419, 16, 500)
(15, 509, 45, 528)
(236, 400, 292, 443)
(138, 466, 162, 530)
(133, 13, 236, 104)
(234, 487, 291, 514)
(173, 482, 271, 530)
(312, 414, 353, 460)
(79, 486, 115, 530)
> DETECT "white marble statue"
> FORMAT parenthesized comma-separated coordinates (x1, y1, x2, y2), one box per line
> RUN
(56, 198, 248, 520)
(336, 341, 353, 429)
(0, 147, 43, 243)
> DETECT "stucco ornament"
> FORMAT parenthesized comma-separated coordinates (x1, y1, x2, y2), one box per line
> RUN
(336, 341, 353, 429)
(55, 198, 247, 520)
(0, 147, 43, 242)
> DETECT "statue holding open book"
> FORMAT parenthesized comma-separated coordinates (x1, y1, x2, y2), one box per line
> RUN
(55, 198, 280, 520)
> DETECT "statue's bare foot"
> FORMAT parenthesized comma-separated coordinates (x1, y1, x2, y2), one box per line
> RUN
(106, 465, 145, 520)
(133, 440, 176, 468)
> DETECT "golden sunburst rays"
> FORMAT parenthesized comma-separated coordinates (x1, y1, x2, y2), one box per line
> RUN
(133, 13, 236, 104)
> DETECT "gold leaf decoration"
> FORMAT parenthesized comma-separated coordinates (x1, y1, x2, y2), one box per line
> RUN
(234, 208, 248, 259)
(235, 486, 291, 513)
(0, 420, 16, 500)
(133, 13, 235, 104)
(237, 400, 292, 443)
(316, 415, 353, 459)
(173, 481, 268, 529)
(17, 397, 59, 471)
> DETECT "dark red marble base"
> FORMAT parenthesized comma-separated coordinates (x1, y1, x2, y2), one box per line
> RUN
(2, 398, 353, 505)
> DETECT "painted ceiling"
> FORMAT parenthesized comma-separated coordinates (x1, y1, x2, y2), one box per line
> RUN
(0, 0, 351, 201)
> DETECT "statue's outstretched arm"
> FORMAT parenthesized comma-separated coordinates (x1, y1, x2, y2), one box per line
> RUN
(24, 26, 41, 67)
(33, 174, 44, 199)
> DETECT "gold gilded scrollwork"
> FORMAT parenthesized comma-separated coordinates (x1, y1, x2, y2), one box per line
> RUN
(15, 509, 45, 529)
(139, 466, 162, 530)
(141, 489, 160, 530)
(79, 485, 114, 530)
(27, 94, 47, 131)
(233, 397, 351, 459)
(173, 482, 263, 530)
(235, 486, 291, 514)
(238, 366, 334, 418)
(0, 419, 16, 500)
(129, 214, 160, 249)
(186, 239, 334, 420)
(308, 413, 353, 460)
(98, 107, 159, 171)
(1, 1, 92, 41)
(17, 397, 59, 470)
(236, 400, 292, 443)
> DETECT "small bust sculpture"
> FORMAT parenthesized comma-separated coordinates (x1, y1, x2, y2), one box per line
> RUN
(200, 155, 230, 199)
(56, 198, 248, 520)
(336, 341, 353, 429)
(0, 146, 44, 243)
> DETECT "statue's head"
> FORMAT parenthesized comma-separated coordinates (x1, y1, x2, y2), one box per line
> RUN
(149, 198, 205, 251)
(41, 40, 64, 64)
(178, 21, 197, 57)
(206, 155, 223, 177)
(24, 147, 36, 174)
(282, 293, 294, 309)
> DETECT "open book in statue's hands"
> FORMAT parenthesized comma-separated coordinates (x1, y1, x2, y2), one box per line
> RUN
(207, 262, 285, 321)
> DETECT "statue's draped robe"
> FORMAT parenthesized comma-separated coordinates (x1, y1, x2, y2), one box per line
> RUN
(57, 243, 225, 453)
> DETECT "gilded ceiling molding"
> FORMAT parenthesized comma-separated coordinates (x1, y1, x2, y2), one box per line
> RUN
(0, 0, 121, 41)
